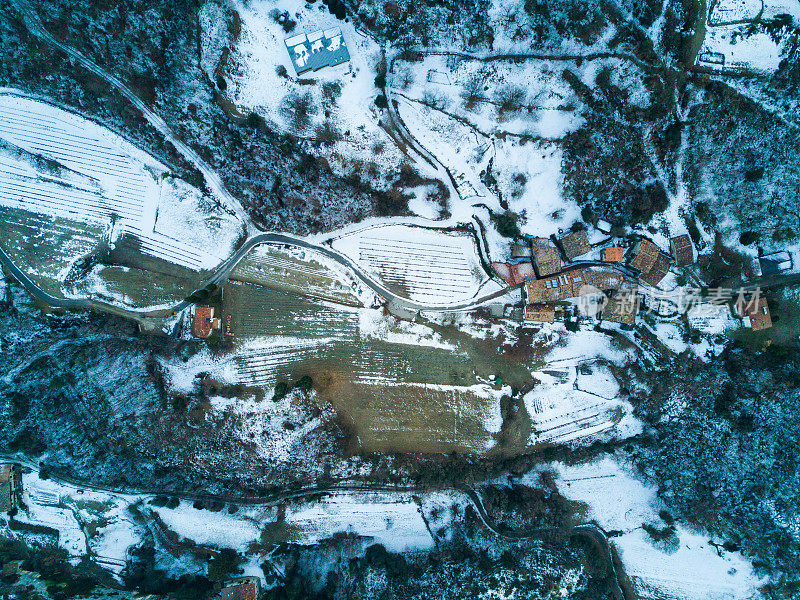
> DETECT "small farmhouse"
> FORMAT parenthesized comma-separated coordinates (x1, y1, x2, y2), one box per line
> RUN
(221, 579, 260, 600)
(638, 253, 670, 287)
(0, 464, 21, 513)
(737, 296, 773, 331)
(558, 230, 592, 260)
(630, 238, 660, 273)
(531, 237, 562, 277)
(193, 305, 221, 339)
(601, 287, 639, 328)
(670, 234, 695, 267)
(525, 268, 631, 304)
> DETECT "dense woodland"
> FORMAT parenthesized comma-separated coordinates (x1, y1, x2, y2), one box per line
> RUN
(630, 346, 800, 591)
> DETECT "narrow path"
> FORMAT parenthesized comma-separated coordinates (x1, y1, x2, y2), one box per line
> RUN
(10, 0, 252, 230)
(459, 484, 628, 600)
(3, 453, 628, 599)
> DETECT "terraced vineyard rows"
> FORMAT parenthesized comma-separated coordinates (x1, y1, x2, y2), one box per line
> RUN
(331, 225, 494, 305)
(357, 236, 480, 303)
(320, 382, 500, 453)
(230, 245, 361, 306)
(0, 206, 104, 295)
(236, 344, 329, 387)
(0, 92, 223, 282)
(223, 281, 360, 341)
(223, 282, 482, 391)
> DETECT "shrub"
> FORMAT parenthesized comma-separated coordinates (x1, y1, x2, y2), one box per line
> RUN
(315, 121, 342, 145)
(491, 210, 524, 238)
(282, 17, 297, 33)
(295, 375, 313, 392)
(461, 74, 484, 108)
(375, 94, 388, 108)
(321, 81, 342, 104)
(744, 166, 764, 182)
(494, 85, 526, 114)
(245, 111, 265, 129)
(279, 92, 317, 131)
(273, 381, 289, 401)
(275, 64, 288, 78)
(208, 549, 242, 582)
(739, 231, 760, 246)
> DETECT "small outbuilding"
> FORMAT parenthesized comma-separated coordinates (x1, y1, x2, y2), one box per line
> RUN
(524, 303, 556, 323)
(670, 235, 695, 267)
(531, 237, 562, 277)
(558, 230, 592, 260)
(601, 246, 624, 262)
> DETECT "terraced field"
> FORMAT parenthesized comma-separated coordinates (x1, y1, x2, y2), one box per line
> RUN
(222, 281, 503, 452)
(319, 381, 501, 453)
(229, 244, 361, 306)
(330, 224, 498, 305)
(65, 264, 197, 309)
(223, 280, 360, 341)
(0, 91, 235, 307)
(0, 205, 105, 296)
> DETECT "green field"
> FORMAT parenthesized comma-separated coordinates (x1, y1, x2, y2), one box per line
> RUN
(67, 264, 198, 309)
(0, 205, 203, 308)
(229, 244, 361, 306)
(320, 381, 499, 453)
(222, 281, 507, 453)
(0, 205, 105, 297)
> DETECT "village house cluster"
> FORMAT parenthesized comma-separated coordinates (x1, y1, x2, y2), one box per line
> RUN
(497, 227, 773, 332)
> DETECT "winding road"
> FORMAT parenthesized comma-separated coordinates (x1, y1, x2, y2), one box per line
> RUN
(1, 453, 628, 599)
(0, 227, 522, 321)
(0, 0, 525, 321)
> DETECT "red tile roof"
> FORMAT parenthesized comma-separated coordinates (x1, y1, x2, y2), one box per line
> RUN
(531, 237, 562, 277)
(192, 305, 215, 339)
(630, 238, 660, 273)
(738, 296, 773, 331)
(559, 230, 592, 260)
(670, 235, 694, 267)
(221, 582, 258, 600)
(639, 253, 670, 287)
(524, 303, 556, 323)
(601, 247, 624, 262)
